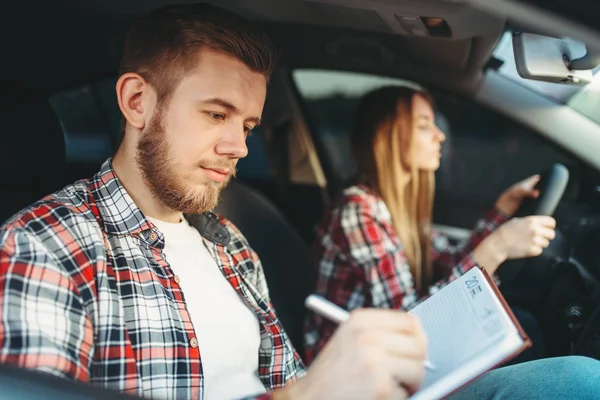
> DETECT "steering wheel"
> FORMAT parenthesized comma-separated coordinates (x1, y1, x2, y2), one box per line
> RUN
(497, 163, 570, 287)
(513, 163, 570, 218)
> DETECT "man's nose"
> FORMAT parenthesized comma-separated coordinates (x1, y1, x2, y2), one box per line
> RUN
(215, 127, 248, 159)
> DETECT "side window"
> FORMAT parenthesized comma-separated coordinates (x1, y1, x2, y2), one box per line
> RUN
(292, 69, 580, 206)
(433, 94, 580, 203)
(293, 69, 420, 185)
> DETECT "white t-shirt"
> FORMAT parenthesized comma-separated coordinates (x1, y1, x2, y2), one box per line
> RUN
(148, 216, 266, 400)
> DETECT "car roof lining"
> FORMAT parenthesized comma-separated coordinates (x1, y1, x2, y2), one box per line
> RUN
(1, 0, 506, 96)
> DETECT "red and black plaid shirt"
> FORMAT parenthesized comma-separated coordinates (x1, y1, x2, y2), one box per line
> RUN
(304, 184, 507, 364)
(0, 159, 305, 399)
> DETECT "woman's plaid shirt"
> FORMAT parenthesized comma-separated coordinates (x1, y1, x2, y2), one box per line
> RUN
(304, 184, 508, 364)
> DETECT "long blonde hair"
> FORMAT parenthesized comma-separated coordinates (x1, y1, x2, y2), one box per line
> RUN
(351, 86, 435, 291)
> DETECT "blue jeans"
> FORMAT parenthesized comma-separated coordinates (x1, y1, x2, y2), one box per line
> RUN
(450, 356, 600, 399)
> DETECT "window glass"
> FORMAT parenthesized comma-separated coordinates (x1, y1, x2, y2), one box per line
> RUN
(433, 93, 579, 200)
(292, 69, 579, 203)
(293, 69, 420, 183)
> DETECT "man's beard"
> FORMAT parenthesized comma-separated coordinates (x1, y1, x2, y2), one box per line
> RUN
(136, 110, 235, 215)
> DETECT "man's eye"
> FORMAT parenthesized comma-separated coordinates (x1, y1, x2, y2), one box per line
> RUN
(209, 112, 225, 120)
(244, 126, 253, 135)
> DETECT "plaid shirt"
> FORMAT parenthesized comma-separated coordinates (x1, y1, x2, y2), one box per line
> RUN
(304, 184, 507, 364)
(0, 159, 305, 399)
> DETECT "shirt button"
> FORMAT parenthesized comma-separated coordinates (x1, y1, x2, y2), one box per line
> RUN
(149, 232, 158, 241)
(190, 337, 198, 348)
(174, 275, 181, 284)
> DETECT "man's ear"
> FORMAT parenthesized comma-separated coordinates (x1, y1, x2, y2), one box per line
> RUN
(116, 72, 152, 131)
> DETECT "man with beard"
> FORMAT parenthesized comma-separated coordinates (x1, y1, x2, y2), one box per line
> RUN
(2, 3, 600, 400)
(0, 4, 428, 399)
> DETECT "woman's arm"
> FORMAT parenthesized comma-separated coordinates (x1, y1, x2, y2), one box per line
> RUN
(431, 207, 509, 280)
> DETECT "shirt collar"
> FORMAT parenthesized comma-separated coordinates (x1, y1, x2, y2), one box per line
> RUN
(89, 158, 230, 246)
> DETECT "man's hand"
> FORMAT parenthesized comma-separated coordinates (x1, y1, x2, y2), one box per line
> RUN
(473, 215, 556, 273)
(278, 309, 427, 400)
(495, 175, 540, 217)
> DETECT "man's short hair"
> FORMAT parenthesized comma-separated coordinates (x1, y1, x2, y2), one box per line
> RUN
(119, 3, 277, 104)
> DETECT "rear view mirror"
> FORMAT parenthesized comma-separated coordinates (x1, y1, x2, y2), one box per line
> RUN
(512, 32, 597, 86)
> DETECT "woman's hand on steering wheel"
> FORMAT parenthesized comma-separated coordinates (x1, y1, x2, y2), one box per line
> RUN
(472, 216, 556, 274)
(495, 175, 541, 217)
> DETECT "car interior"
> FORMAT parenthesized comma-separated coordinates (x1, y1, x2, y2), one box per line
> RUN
(2, 0, 600, 397)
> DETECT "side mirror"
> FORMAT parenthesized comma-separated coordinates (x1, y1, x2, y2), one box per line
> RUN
(512, 32, 597, 85)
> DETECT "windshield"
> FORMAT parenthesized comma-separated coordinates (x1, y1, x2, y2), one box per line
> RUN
(493, 31, 600, 125)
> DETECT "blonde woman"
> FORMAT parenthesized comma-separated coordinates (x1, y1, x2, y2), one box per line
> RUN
(304, 86, 556, 364)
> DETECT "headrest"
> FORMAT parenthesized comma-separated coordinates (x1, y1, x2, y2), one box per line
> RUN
(0, 88, 67, 190)
(0, 86, 69, 223)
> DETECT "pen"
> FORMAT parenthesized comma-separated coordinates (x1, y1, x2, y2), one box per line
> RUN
(305, 294, 436, 371)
